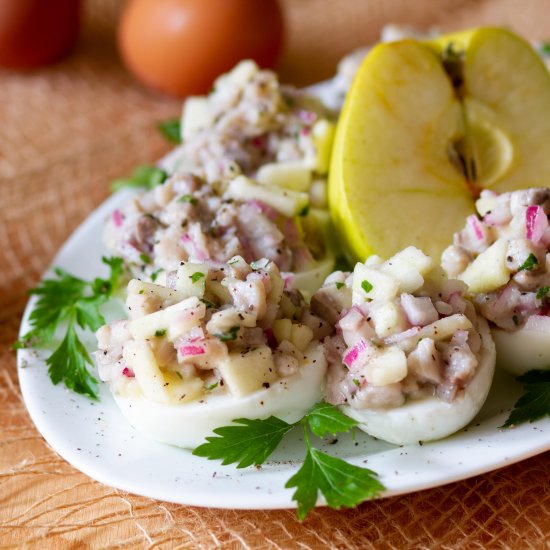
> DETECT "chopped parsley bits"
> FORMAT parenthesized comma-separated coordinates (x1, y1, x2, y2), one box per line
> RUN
(361, 280, 373, 293)
(179, 194, 198, 205)
(206, 382, 219, 391)
(215, 325, 240, 342)
(154, 329, 167, 337)
(191, 272, 205, 283)
(537, 286, 550, 300)
(335, 282, 344, 290)
(150, 268, 164, 282)
(298, 204, 310, 217)
(512, 315, 520, 327)
(352, 378, 361, 387)
(518, 253, 539, 272)
(139, 253, 152, 265)
(200, 298, 216, 309)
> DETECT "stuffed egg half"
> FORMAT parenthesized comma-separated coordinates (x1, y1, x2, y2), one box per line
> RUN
(311, 246, 496, 445)
(94, 256, 329, 448)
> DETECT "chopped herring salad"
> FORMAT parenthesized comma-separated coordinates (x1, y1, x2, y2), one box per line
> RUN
(95, 255, 330, 406)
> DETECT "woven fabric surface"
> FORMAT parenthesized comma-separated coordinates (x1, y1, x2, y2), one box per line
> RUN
(2, 0, 550, 547)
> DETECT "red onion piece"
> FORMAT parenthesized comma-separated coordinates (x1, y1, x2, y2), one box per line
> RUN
(525, 205, 548, 245)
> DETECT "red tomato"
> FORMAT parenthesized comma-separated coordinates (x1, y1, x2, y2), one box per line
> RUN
(118, 0, 283, 97)
(0, 0, 80, 69)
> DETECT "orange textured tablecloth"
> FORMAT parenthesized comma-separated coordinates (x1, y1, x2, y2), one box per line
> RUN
(2, 0, 550, 547)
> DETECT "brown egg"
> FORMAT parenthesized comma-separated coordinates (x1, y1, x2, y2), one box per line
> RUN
(118, 0, 283, 98)
(0, 0, 80, 69)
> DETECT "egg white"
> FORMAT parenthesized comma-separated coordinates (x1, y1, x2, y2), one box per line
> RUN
(340, 318, 496, 445)
(492, 327, 550, 375)
(111, 342, 327, 449)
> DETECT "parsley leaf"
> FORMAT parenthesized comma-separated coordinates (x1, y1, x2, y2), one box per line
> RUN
(150, 268, 164, 282)
(179, 194, 198, 205)
(214, 325, 240, 342)
(335, 282, 344, 290)
(193, 417, 294, 468)
(47, 323, 98, 398)
(158, 118, 182, 144)
(501, 370, 550, 428)
(192, 402, 385, 520)
(305, 401, 358, 438)
(537, 286, 550, 300)
(286, 439, 384, 521)
(540, 43, 550, 56)
(191, 271, 205, 283)
(111, 165, 168, 192)
(154, 329, 167, 337)
(361, 279, 373, 293)
(518, 253, 539, 272)
(15, 257, 124, 399)
(299, 204, 310, 217)
(139, 253, 152, 265)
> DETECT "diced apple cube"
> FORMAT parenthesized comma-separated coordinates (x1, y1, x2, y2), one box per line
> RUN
(458, 238, 510, 293)
(123, 340, 169, 403)
(366, 346, 408, 386)
(475, 195, 498, 217)
(309, 179, 327, 208)
(176, 262, 209, 298)
(381, 246, 434, 293)
(226, 176, 309, 218)
(128, 279, 186, 304)
(352, 263, 399, 304)
(273, 319, 292, 343)
(369, 301, 408, 338)
(256, 161, 312, 192)
(181, 96, 210, 141)
(126, 293, 160, 320)
(163, 371, 204, 403)
(218, 346, 278, 397)
(311, 119, 336, 174)
(129, 297, 205, 341)
(364, 255, 383, 267)
(216, 59, 258, 87)
(290, 323, 314, 351)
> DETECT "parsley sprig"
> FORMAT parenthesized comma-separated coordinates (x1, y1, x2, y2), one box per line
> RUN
(193, 402, 384, 520)
(158, 118, 182, 144)
(501, 370, 550, 428)
(111, 165, 168, 192)
(15, 257, 124, 399)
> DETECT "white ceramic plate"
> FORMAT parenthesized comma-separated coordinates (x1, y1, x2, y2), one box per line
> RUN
(17, 188, 550, 510)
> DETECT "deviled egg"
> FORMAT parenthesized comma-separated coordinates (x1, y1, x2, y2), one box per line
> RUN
(94, 256, 329, 448)
(311, 246, 495, 445)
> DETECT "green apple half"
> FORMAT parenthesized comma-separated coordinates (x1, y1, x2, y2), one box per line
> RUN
(329, 27, 550, 261)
